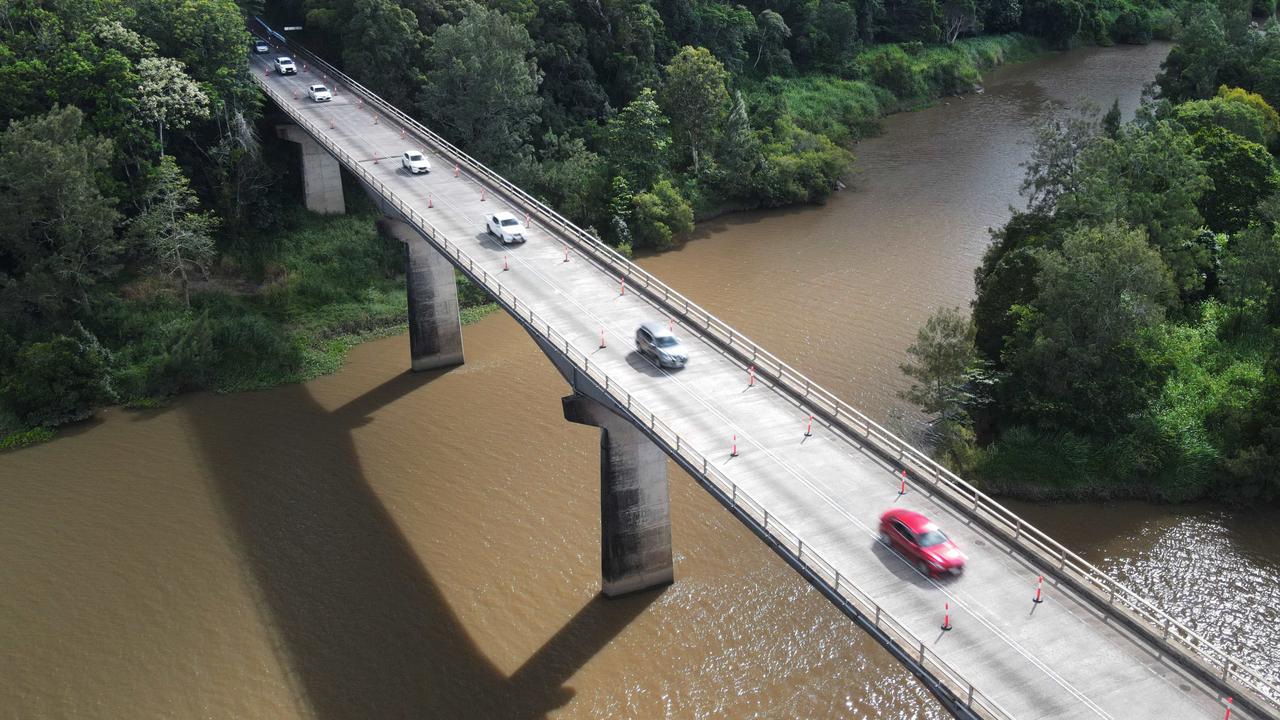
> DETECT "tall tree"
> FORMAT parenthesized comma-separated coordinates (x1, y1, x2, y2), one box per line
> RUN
(899, 306, 977, 417)
(418, 2, 543, 165)
(1004, 222, 1175, 434)
(659, 46, 729, 173)
(136, 57, 210, 153)
(606, 88, 671, 190)
(753, 9, 792, 74)
(131, 156, 218, 308)
(343, 0, 428, 109)
(0, 106, 121, 329)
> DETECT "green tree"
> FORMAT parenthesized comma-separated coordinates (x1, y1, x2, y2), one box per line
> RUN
(630, 179, 694, 248)
(898, 306, 976, 417)
(1172, 95, 1274, 148)
(0, 106, 120, 329)
(690, 2, 755, 74)
(1191, 126, 1280, 233)
(136, 57, 210, 152)
(1004, 223, 1175, 434)
(712, 90, 764, 198)
(753, 10, 792, 74)
(418, 2, 543, 164)
(606, 88, 671, 190)
(660, 46, 730, 173)
(1101, 98, 1121, 138)
(1056, 121, 1212, 294)
(1157, 6, 1229, 100)
(130, 156, 218, 308)
(343, 0, 428, 109)
(2, 324, 116, 427)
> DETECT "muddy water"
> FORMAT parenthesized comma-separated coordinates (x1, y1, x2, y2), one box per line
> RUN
(5, 41, 1272, 719)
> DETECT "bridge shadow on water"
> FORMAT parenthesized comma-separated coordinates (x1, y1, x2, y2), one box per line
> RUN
(186, 366, 658, 719)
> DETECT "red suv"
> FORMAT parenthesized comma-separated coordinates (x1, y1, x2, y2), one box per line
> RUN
(879, 508, 967, 576)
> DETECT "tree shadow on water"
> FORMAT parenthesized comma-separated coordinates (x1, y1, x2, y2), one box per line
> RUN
(186, 368, 659, 719)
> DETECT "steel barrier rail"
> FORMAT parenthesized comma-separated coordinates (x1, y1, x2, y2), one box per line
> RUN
(251, 23, 1279, 713)
(252, 74, 1015, 720)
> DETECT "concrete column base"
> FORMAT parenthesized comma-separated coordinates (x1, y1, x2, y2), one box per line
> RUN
(276, 124, 345, 215)
(563, 393, 674, 597)
(376, 218, 465, 372)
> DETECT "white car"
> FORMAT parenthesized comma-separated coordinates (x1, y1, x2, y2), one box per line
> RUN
(635, 322, 689, 368)
(401, 150, 431, 174)
(253, 38, 270, 53)
(486, 211, 527, 244)
(275, 56, 296, 75)
(307, 84, 331, 102)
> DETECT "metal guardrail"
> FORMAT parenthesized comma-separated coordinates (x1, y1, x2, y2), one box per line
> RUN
(251, 20, 1278, 716)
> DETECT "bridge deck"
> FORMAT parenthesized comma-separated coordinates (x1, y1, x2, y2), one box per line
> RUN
(249, 46, 1262, 720)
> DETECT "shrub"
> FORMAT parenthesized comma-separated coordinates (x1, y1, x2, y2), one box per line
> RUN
(3, 325, 116, 427)
(630, 180, 694, 248)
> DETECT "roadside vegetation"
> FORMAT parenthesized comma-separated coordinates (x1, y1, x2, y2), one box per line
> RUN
(900, 0, 1280, 503)
(2, 0, 1179, 446)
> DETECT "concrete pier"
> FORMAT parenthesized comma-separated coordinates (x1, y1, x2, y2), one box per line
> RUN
(376, 218, 465, 371)
(562, 393, 674, 597)
(276, 124, 345, 214)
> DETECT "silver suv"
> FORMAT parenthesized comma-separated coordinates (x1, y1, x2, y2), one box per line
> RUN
(635, 322, 688, 368)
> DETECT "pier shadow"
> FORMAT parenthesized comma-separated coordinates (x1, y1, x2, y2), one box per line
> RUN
(187, 364, 657, 719)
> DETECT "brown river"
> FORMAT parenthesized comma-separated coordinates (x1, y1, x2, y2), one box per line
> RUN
(3, 41, 1276, 718)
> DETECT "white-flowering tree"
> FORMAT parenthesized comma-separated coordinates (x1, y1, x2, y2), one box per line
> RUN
(131, 156, 218, 307)
(137, 57, 209, 152)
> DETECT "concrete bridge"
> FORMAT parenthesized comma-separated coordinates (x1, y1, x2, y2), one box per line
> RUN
(250, 19, 1277, 720)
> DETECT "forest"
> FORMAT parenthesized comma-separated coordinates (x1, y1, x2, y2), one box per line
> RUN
(899, 0, 1280, 502)
(1, 0, 1183, 447)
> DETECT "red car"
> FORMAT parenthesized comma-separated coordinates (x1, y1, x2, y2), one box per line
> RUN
(879, 508, 967, 576)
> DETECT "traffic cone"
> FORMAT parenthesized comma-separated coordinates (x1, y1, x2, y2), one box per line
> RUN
(428, 194, 433, 208)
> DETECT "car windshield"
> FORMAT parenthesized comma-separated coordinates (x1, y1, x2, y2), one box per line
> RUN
(500, 218, 519, 226)
(407, 153, 422, 161)
(654, 335, 679, 347)
(314, 86, 326, 92)
(917, 529, 948, 547)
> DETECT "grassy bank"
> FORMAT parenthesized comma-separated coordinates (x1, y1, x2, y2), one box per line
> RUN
(0, 210, 496, 450)
(744, 34, 1046, 145)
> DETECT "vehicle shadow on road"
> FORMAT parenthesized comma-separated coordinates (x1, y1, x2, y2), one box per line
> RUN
(624, 350, 672, 378)
(187, 363, 657, 720)
(869, 540, 943, 590)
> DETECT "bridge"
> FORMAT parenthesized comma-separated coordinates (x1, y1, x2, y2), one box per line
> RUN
(250, 19, 1276, 720)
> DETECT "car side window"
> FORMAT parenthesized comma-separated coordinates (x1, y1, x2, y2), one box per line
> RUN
(892, 521, 914, 544)
(639, 329, 651, 343)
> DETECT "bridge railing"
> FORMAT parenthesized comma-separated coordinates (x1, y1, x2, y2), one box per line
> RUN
(251, 22, 1278, 714)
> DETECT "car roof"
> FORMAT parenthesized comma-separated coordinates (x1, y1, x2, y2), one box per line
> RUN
(638, 321, 675, 337)
(882, 508, 936, 532)
(310, 84, 326, 89)
(277, 56, 292, 61)
(493, 211, 517, 221)
(404, 150, 423, 156)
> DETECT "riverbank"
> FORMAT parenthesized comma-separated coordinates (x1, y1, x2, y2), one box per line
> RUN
(0, 208, 497, 450)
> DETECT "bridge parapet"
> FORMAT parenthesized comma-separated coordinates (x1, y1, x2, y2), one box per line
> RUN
(251, 20, 1279, 718)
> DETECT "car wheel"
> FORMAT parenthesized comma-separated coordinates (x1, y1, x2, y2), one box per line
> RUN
(916, 560, 930, 576)
(879, 532, 891, 546)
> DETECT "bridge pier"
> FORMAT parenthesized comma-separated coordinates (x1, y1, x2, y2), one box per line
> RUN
(276, 124, 345, 215)
(562, 393, 674, 597)
(376, 218, 465, 371)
